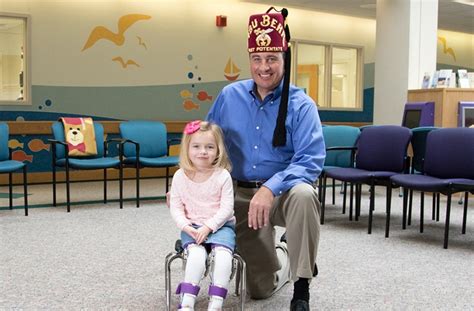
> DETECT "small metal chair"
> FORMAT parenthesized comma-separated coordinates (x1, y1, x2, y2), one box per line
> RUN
(165, 240, 246, 311)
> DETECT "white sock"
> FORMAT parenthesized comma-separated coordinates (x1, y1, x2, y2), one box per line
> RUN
(181, 293, 197, 309)
(180, 244, 207, 308)
(208, 296, 224, 310)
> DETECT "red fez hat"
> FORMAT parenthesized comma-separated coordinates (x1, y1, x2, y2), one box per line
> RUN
(248, 8, 291, 147)
(248, 13, 287, 53)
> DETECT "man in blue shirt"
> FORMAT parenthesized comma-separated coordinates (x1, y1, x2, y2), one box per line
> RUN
(207, 8, 325, 311)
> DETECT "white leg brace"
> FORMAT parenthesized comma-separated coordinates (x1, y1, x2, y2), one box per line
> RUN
(208, 246, 233, 310)
(181, 244, 207, 309)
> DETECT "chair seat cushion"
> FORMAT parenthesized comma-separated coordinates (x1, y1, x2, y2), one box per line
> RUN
(56, 157, 120, 169)
(124, 156, 179, 167)
(325, 167, 398, 183)
(447, 178, 474, 192)
(0, 160, 25, 173)
(391, 174, 458, 192)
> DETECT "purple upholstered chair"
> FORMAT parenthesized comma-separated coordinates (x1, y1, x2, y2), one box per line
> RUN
(324, 125, 412, 236)
(391, 127, 474, 249)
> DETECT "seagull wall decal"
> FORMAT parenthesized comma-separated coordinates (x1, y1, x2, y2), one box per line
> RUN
(112, 56, 140, 68)
(82, 14, 152, 51)
(137, 36, 148, 50)
(437, 36, 457, 62)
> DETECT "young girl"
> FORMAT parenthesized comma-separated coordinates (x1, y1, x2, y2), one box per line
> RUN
(169, 120, 235, 311)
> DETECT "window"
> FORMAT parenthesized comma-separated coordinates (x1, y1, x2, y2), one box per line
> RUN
(0, 13, 30, 105)
(292, 41, 363, 110)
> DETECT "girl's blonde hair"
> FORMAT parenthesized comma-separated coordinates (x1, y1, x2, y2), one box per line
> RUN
(179, 121, 232, 172)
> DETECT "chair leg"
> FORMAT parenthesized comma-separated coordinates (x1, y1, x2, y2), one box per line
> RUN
(462, 192, 468, 234)
(458, 192, 464, 205)
(317, 175, 322, 201)
(103, 168, 107, 204)
(342, 182, 347, 214)
(368, 181, 375, 234)
(234, 258, 241, 296)
(402, 187, 409, 230)
(355, 184, 361, 221)
(348, 183, 353, 220)
(66, 163, 71, 213)
(332, 178, 335, 205)
(136, 163, 140, 208)
(436, 193, 440, 222)
(23, 165, 28, 216)
(119, 164, 123, 209)
(320, 175, 327, 224)
(432, 193, 436, 221)
(385, 186, 392, 238)
(233, 253, 246, 311)
(420, 192, 424, 233)
(52, 165, 57, 207)
(166, 167, 170, 193)
(9, 172, 13, 209)
(443, 194, 452, 249)
(165, 252, 184, 311)
(407, 189, 413, 226)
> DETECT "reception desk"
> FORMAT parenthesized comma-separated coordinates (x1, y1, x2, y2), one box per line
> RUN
(407, 88, 474, 127)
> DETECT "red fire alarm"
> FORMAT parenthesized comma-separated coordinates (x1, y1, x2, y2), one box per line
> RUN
(216, 15, 227, 27)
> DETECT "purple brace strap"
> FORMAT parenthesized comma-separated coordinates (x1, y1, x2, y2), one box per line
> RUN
(175, 282, 200, 296)
(208, 285, 228, 299)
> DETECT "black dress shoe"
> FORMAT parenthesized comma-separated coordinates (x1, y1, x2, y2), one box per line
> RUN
(290, 299, 310, 311)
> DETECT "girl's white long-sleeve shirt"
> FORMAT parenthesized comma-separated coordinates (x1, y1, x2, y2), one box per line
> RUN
(169, 168, 235, 232)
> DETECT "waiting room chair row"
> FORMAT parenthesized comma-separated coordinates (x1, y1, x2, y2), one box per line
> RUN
(0, 120, 179, 214)
(319, 125, 474, 249)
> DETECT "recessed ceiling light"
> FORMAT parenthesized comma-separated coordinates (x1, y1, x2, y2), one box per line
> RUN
(452, 0, 474, 6)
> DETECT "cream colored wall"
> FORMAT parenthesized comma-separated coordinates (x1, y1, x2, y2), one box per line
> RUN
(437, 29, 474, 68)
(0, 0, 471, 113)
(1, 0, 378, 88)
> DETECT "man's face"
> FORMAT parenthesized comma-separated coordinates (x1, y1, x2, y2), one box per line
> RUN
(249, 52, 284, 99)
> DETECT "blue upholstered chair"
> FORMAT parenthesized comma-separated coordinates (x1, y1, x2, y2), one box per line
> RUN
(0, 123, 28, 216)
(319, 125, 360, 224)
(324, 125, 412, 236)
(50, 121, 123, 212)
(119, 120, 179, 207)
(391, 128, 474, 248)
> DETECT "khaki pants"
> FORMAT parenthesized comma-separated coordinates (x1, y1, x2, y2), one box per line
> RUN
(234, 182, 321, 299)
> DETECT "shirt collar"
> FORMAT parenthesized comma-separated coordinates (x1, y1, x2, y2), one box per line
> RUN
(248, 79, 284, 103)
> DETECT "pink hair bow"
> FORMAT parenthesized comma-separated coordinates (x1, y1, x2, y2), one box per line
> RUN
(184, 120, 201, 135)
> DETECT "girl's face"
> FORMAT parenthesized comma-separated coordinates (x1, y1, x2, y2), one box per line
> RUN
(188, 131, 218, 171)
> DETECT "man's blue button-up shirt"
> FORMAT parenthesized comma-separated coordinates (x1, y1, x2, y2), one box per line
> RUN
(207, 79, 325, 196)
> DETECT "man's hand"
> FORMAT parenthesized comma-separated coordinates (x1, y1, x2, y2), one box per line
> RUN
(195, 225, 212, 245)
(248, 186, 274, 230)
